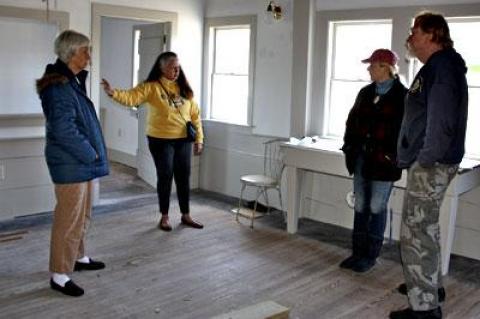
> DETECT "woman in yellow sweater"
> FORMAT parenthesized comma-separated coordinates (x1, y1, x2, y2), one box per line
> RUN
(101, 51, 204, 231)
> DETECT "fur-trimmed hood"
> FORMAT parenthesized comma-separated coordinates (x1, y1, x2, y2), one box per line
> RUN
(36, 59, 88, 95)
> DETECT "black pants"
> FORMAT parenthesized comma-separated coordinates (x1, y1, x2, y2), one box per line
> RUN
(147, 136, 191, 215)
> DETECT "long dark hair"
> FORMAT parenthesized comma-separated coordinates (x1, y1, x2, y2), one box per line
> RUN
(145, 51, 194, 99)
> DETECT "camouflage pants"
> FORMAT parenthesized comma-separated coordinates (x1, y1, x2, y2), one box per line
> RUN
(400, 161, 458, 311)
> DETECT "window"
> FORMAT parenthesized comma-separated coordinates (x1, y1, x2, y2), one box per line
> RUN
(204, 16, 255, 126)
(324, 20, 392, 138)
(132, 29, 141, 87)
(409, 17, 480, 158)
(449, 18, 480, 158)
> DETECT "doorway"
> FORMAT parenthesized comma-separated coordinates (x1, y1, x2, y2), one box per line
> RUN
(91, 3, 177, 204)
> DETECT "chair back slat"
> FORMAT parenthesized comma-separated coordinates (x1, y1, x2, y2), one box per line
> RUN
(263, 138, 288, 183)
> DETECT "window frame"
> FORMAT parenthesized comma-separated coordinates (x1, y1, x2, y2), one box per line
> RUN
(203, 15, 256, 126)
(323, 19, 393, 138)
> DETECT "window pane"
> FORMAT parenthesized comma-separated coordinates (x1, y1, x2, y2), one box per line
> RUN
(327, 80, 368, 137)
(413, 19, 480, 86)
(211, 74, 249, 125)
(332, 22, 392, 80)
(448, 18, 480, 158)
(214, 28, 250, 74)
(448, 19, 480, 86)
(465, 88, 480, 158)
(326, 20, 391, 138)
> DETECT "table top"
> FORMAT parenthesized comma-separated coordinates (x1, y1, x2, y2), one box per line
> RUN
(281, 138, 480, 172)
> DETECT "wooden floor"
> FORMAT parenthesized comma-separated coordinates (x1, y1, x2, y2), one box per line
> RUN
(1, 162, 480, 319)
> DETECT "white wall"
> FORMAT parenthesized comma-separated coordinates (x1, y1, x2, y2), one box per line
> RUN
(93, 0, 205, 96)
(306, 1, 480, 262)
(0, 18, 57, 115)
(206, 0, 293, 137)
(0, 0, 204, 109)
(202, 0, 480, 262)
(200, 0, 294, 207)
(0, 0, 205, 220)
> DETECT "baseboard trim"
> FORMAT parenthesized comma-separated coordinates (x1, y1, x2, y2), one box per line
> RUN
(107, 148, 136, 168)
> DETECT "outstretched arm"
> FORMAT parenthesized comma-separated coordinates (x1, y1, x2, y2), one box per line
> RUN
(101, 79, 149, 107)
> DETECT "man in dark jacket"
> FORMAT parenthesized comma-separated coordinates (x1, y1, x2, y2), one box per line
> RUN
(390, 12, 468, 319)
(37, 30, 109, 297)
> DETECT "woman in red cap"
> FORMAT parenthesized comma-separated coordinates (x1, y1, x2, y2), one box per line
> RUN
(340, 49, 407, 272)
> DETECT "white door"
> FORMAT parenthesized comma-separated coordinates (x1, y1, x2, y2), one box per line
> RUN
(135, 22, 171, 186)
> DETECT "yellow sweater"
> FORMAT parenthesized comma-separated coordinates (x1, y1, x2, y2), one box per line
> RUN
(112, 77, 204, 143)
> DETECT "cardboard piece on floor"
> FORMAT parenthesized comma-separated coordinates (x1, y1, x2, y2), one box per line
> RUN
(231, 207, 265, 219)
(210, 300, 289, 319)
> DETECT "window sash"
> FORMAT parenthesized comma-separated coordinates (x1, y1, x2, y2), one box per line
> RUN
(207, 22, 252, 125)
(324, 20, 392, 138)
(407, 17, 480, 158)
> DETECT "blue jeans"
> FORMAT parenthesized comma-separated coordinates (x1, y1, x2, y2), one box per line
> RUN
(352, 156, 393, 258)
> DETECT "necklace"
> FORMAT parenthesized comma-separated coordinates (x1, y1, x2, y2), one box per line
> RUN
(158, 80, 184, 108)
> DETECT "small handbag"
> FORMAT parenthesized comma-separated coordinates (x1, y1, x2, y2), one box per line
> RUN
(185, 121, 197, 142)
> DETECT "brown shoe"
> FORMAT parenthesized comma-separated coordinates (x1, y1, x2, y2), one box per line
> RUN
(181, 216, 204, 229)
(158, 218, 172, 231)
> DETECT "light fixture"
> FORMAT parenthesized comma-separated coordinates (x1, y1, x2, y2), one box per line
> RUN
(42, 0, 57, 22)
(42, 0, 50, 21)
(266, 1, 283, 21)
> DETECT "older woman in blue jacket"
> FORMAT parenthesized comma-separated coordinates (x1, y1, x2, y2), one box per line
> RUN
(36, 30, 109, 297)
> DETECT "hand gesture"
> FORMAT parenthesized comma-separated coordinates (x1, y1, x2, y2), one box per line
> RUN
(101, 78, 114, 97)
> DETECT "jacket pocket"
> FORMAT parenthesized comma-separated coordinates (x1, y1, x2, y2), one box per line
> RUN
(401, 135, 409, 148)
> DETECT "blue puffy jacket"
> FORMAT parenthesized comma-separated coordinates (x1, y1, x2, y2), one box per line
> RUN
(36, 59, 109, 183)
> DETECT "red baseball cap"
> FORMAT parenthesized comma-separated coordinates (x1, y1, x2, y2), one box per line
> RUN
(361, 49, 398, 66)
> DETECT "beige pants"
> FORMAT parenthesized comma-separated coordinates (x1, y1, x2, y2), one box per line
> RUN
(49, 181, 92, 273)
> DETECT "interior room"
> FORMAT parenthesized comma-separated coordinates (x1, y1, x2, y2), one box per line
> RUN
(1, 0, 480, 318)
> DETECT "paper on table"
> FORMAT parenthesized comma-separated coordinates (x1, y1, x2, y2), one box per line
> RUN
(289, 136, 317, 146)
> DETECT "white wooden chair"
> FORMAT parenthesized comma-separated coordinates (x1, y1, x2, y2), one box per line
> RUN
(236, 138, 287, 228)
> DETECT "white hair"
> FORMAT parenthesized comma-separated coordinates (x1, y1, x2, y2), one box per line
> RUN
(54, 30, 90, 63)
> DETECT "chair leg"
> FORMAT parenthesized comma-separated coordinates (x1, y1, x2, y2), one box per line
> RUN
(277, 187, 286, 222)
(264, 187, 270, 214)
(237, 183, 246, 222)
(252, 188, 262, 228)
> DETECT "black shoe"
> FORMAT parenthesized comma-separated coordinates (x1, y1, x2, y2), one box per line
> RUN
(339, 255, 360, 269)
(397, 283, 445, 303)
(389, 307, 442, 319)
(351, 257, 375, 273)
(50, 279, 84, 297)
(74, 258, 106, 271)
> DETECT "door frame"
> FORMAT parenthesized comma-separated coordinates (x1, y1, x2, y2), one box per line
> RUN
(90, 3, 177, 203)
(91, 3, 177, 114)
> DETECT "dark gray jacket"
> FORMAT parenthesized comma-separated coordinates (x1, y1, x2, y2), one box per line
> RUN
(397, 48, 468, 168)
